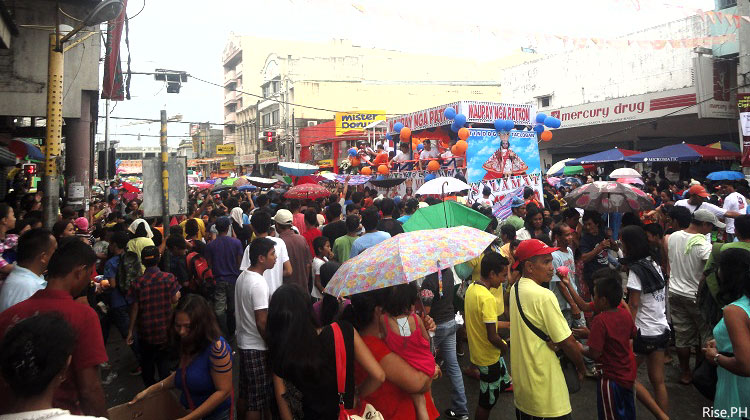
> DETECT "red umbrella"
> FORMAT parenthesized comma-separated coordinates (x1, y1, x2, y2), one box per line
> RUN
(284, 183, 329, 200)
(121, 182, 140, 193)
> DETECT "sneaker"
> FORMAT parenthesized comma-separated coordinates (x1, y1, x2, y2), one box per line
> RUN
(443, 409, 469, 420)
(129, 366, 142, 376)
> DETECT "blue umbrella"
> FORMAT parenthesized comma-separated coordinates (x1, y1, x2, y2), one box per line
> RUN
(707, 171, 744, 181)
(238, 184, 257, 191)
(566, 148, 640, 165)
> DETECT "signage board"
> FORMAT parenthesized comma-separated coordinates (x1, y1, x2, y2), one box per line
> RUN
(142, 157, 188, 217)
(386, 101, 534, 132)
(220, 160, 235, 170)
(216, 144, 235, 155)
(334, 110, 386, 136)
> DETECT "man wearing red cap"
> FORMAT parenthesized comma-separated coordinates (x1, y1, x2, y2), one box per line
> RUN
(675, 184, 741, 223)
(510, 239, 586, 420)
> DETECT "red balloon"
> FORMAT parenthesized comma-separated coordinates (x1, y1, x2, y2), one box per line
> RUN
(541, 130, 553, 142)
(458, 127, 469, 141)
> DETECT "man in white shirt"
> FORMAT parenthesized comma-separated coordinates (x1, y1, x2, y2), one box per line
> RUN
(235, 237, 276, 420)
(418, 140, 440, 170)
(0, 228, 56, 312)
(674, 184, 740, 220)
(721, 181, 747, 241)
(390, 143, 411, 170)
(666, 209, 719, 385)
(241, 211, 292, 294)
(475, 186, 493, 208)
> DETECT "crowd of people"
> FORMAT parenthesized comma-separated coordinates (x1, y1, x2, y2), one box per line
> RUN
(0, 171, 749, 420)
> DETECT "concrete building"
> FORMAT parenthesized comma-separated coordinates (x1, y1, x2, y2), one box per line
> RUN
(499, 14, 738, 169)
(0, 0, 102, 202)
(222, 34, 536, 173)
(189, 123, 223, 159)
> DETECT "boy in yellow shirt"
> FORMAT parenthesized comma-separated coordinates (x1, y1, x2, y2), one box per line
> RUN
(464, 252, 512, 420)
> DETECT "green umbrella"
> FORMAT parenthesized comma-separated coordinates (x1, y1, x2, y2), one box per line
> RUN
(403, 201, 491, 232)
(222, 177, 238, 185)
(563, 165, 585, 175)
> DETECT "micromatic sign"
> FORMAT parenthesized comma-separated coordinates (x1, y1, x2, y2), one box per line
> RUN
(335, 110, 386, 136)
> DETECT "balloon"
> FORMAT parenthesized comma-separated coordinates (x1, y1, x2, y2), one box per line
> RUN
(399, 127, 411, 141)
(551, 117, 562, 129)
(451, 145, 458, 155)
(417, 143, 424, 151)
(504, 120, 515, 131)
(427, 160, 440, 171)
(444, 107, 457, 119)
(350, 157, 360, 166)
(451, 122, 461, 133)
(533, 124, 545, 134)
(376, 175, 385, 180)
(394, 122, 404, 133)
(535, 113, 547, 124)
(348, 148, 357, 157)
(378, 165, 389, 175)
(385, 132, 392, 140)
(541, 130, 553, 142)
(454, 113, 467, 126)
(458, 127, 469, 141)
(544, 116, 556, 128)
(455, 140, 468, 154)
(494, 119, 504, 131)
(360, 166, 372, 175)
(424, 173, 436, 182)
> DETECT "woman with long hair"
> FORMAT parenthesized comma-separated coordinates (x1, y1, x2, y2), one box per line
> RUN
(268, 284, 384, 419)
(703, 248, 750, 417)
(621, 225, 670, 420)
(130, 295, 233, 420)
(515, 206, 549, 241)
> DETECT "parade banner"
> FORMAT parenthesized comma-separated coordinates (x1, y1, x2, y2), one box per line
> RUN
(368, 168, 466, 197)
(335, 110, 386, 136)
(739, 93, 750, 167)
(387, 101, 534, 133)
(465, 128, 543, 206)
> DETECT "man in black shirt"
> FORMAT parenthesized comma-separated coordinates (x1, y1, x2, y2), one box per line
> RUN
(321, 203, 347, 245)
(376, 198, 404, 237)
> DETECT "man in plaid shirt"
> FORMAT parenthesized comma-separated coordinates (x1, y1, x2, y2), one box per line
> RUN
(127, 245, 181, 386)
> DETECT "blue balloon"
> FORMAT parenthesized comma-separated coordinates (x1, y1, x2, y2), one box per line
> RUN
(425, 173, 436, 182)
(348, 148, 357, 157)
(543, 116, 556, 128)
(504, 120, 515, 131)
(535, 113, 547, 124)
(376, 175, 385, 180)
(451, 122, 461, 133)
(454, 113, 467, 127)
(444, 107, 457, 120)
(551, 117, 562, 129)
(385, 132, 392, 140)
(394, 122, 404, 133)
(417, 144, 424, 151)
(533, 124, 545, 134)
(493, 119, 504, 131)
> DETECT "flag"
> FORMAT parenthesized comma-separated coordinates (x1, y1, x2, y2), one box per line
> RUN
(101, 0, 128, 100)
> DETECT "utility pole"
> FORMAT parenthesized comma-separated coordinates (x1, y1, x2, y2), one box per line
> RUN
(160, 110, 170, 272)
(104, 99, 110, 184)
(42, 32, 63, 229)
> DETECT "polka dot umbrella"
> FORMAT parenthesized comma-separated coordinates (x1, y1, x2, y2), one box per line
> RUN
(564, 181, 654, 213)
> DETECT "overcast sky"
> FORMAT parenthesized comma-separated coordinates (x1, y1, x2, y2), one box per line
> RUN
(100, 0, 714, 148)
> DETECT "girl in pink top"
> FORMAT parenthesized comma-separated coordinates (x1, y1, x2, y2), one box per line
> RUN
(380, 283, 437, 420)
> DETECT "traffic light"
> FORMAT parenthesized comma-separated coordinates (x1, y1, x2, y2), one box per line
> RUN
(23, 164, 36, 175)
(265, 130, 275, 143)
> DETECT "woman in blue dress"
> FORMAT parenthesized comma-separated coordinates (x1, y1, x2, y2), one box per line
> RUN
(130, 295, 233, 420)
(703, 247, 750, 420)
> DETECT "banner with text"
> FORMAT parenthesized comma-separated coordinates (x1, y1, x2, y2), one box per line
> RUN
(368, 168, 466, 197)
(465, 128, 543, 207)
(335, 110, 386, 136)
(387, 101, 534, 133)
(216, 144, 236, 155)
(739, 93, 750, 167)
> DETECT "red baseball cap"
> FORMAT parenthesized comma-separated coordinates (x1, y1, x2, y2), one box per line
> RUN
(688, 184, 710, 198)
(512, 239, 558, 269)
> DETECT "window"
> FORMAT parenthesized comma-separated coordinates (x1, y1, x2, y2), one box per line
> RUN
(262, 113, 271, 127)
(307, 121, 317, 127)
(717, 0, 736, 9)
(262, 84, 270, 98)
(539, 95, 551, 108)
(272, 110, 280, 125)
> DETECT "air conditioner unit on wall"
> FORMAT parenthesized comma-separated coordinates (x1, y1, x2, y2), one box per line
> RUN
(307, 121, 317, 126)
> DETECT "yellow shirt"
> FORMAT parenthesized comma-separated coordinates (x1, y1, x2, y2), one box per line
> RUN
(510, 277, 573, 418)
(490, 285, 504, 317)
(127, 237, 155, 272)
(464, 283, 502, 366)
(467, 254, 483, 282)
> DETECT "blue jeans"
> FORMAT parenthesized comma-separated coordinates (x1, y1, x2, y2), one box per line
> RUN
(433, 319, 468, 416)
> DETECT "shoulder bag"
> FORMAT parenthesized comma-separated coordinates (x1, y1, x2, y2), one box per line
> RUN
(513, 282, 581, 394)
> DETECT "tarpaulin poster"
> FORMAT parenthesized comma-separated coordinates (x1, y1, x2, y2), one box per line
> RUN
(466, 128, 543, 206)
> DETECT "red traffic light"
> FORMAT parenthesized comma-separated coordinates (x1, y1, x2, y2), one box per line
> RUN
(265, 131, 274, 143)
(23, 164, 36, 175)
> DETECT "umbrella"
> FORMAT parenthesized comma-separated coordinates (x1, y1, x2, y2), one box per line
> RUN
(625, 143, 741, 163)
(323, 174, 371, 185)
(222, 177, 238, 186)
(416, 176, 471, 195)
(238, 184, 257, 191)
(708, 141, 741, 153)
(278, 162, 319, 177)
(563, 165, 585, 176)
(273, 174, 293, 184)
(369, 178, 406, 188)
(233, 177, 249, 187)
(566, 148, 640, 165)
(546, 177, 561, 186)
(205, 179, 217, 185)
(564, 181, 654, 213)
(609, 168, 641, 179)
(121, 182, 140, 193)
(402, 201, 491, 232)
(295, 175, 327, 185)
(246, 177, 278, 188)
(193, 182, 212, 190)
(616, 177, 644, 185)
(547, 158, 574, 176)
(8, 139, 44, 161)
(212, 184, 232, 193)
(707, 171, 745, 181)
(323, 226, 497, 297)
(284, 183, 329, 200)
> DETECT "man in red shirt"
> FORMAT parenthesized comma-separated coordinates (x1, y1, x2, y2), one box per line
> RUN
(0, 237, 107, 417)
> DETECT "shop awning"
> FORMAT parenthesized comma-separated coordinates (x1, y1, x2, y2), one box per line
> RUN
(624, 143, 741, 163)
(566, 148, 640, 165)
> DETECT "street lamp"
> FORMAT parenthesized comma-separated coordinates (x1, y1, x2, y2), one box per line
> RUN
(42, 0, 125, 228)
